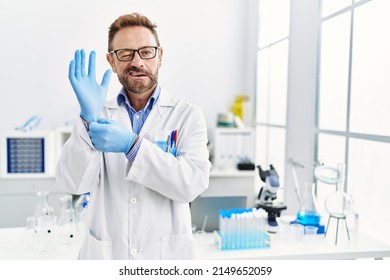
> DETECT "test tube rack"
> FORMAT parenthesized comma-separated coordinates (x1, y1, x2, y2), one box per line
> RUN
(214, 208, 270, 250)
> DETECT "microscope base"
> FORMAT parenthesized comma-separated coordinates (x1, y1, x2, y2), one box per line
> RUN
(255, 202, 287, 233)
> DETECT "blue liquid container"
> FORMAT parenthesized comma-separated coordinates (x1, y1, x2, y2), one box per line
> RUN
(296, 210, 321, 226)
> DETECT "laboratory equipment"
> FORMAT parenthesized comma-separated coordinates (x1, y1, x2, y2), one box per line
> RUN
(290, 160, 325, 233)
(295, 182, 322, 227)
(58, 194, 78, 244)
(324, 163, 352, 244)
(215, 208, 270, 250)
(1, 130, 55, 178)
(34, 191, 52, 223)
(36, 206, 58, 252)
(58, 194, 73, 226)
(213, 127, 254, 170)
(254, 164, 287, 233)
(217, 112, 234, 127)
(33, 191, 59, 251)
(23, 216, 38, 248)
(14, 115, 41, 132)
(58, 208, 77, 245)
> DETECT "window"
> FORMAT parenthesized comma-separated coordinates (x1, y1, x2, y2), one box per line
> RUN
(255, 0, 290, 201)
(316, 0, 390, 243)
(256, 0, 390, 244)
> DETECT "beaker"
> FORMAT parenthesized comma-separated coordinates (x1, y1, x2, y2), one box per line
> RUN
(296, 182, 321, 226)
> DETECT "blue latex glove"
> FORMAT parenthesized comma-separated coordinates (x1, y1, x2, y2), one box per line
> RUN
(68, 49, 112, 123)
(88, 119, 137, 153)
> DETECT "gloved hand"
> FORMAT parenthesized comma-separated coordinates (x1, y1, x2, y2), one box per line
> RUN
(89, 119, 137, 153)
(68, 49, 112, 123)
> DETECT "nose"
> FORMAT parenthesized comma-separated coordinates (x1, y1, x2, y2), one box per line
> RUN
(129, 51, 144, 66)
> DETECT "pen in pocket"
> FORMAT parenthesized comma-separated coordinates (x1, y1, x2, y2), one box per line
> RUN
(166, 134, 171, 152)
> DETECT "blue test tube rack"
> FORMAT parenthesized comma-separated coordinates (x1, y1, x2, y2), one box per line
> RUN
(214, 208, 270, 250)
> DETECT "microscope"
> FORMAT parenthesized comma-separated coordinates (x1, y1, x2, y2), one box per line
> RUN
(255, 164, 287, 233)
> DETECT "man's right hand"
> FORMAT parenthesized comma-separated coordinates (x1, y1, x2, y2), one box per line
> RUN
(68, 49, 112, 123)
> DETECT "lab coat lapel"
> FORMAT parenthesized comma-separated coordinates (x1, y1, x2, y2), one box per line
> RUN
(104, 99, 133, 132)
(139, 89, 175, 138)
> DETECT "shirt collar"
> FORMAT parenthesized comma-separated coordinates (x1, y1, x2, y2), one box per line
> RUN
(117, 85, 160, 112)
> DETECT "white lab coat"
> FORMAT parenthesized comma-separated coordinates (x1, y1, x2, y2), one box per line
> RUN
(55, 88, 211, 260)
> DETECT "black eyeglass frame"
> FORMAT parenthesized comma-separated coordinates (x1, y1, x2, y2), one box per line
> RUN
(109, 46, 160, 61)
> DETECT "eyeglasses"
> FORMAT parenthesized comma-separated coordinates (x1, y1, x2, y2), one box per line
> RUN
(109, 46, 159, 61)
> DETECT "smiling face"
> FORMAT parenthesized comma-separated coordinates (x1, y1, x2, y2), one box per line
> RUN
(107, 26, 163, 99)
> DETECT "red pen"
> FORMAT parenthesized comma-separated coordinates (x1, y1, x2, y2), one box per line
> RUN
(174, 129, 178, 147)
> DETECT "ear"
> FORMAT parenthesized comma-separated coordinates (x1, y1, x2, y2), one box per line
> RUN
(157, 47, 163, 68)
(106, 53, 117, 73)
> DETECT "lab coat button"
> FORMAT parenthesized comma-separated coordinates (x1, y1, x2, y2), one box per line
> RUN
(131, 249, 139, 256)
(130, 197, 138, 204)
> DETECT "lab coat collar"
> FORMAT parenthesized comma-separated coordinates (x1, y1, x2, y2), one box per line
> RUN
(104, 86, 178, 138)
(105, 86, 175, 109)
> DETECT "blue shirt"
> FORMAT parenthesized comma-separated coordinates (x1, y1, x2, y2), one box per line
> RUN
(117, 86, 160, 161)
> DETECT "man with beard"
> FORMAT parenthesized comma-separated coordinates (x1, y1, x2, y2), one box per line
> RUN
(56, 13, 211, 260)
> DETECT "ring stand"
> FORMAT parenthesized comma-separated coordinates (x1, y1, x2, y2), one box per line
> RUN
(324, 213, 350, 245)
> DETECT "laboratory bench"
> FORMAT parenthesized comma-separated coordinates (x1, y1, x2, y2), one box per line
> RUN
(0, 226, 389, 260)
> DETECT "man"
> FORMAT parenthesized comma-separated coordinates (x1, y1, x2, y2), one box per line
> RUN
(56, 13, 211, 260)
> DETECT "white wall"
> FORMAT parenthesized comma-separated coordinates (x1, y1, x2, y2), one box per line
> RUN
(0, 0, 258, 227)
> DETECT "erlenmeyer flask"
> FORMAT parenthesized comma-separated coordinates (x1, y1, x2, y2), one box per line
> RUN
(34, 191, 51, 224)
(296, 182, 321, 226)
(58, 194, 73, 227)
(36, 207, 58, 252)
(59, 208, 77, 245)
(58, 194, 77, 244)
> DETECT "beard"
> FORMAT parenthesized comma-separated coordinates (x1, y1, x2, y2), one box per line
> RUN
(118, 66, 159, 95)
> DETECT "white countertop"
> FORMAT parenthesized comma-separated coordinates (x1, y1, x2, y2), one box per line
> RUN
(194, 231, 390, 260)
(1, 226, 389, 260)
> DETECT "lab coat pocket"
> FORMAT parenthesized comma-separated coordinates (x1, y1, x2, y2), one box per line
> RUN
(78, 228, 113, 260)
(155, 129, 177, 156)
(161, 231, 195, 260)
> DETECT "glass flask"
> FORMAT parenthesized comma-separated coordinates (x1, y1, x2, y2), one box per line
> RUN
(57, 194, 73, 227)
(36, 207, 58, 252)
(23, 216, 38, 248)
(296, 182, 321, 226)
(324, 163, 353, 218)
(34, 191, 51, 223)
(58, 208, 77, 244)
(58, 194, 77, 244)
